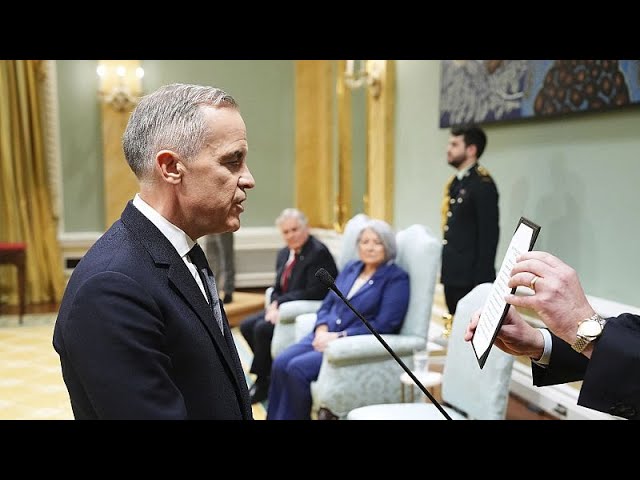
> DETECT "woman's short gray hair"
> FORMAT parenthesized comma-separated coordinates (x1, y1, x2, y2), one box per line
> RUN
(357, 219, 397, 262)
(275, 208, 308, 228)
(122, 83, 238, 179)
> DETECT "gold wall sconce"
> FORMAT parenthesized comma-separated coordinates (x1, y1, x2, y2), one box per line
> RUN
(96, 60, 144, 112)
(344, 60, 382, 99)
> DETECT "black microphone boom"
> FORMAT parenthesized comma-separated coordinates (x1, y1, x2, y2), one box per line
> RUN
(314, 268, 452, 420)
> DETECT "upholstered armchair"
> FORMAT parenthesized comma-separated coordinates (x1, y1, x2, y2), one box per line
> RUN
(282, 220, 442, 419)
(270, 214, 371, 359)
(270, 293, 323, 358)
(347, 283, 515, 420)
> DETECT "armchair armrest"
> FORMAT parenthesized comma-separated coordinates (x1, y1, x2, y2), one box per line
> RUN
(271, 303, 321, 359)
(264, 287, 274, 309)
(324, 334, 425, 367)
(278, 300, 323, 325)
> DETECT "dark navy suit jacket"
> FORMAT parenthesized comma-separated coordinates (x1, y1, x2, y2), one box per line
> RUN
(532, 313, 640, 420)
(53, 201, 252, 419)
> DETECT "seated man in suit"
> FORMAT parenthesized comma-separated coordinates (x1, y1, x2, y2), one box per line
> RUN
(267, 219, 410, 420)
(240, 208, 338, 404)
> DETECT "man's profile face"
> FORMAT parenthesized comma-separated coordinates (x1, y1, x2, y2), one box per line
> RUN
(181, 106, 255, 238)
(446, 134, 468, 169)
(279, 218, 309, 252)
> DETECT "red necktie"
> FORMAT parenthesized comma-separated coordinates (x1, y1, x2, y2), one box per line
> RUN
(281, 255, 297, 292)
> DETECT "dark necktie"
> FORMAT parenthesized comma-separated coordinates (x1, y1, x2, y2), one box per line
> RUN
(189, 243, 225, 335)
(280, 255, 297, 292)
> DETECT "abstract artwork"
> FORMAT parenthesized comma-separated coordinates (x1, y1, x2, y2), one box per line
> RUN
(439, 60, 640, 128)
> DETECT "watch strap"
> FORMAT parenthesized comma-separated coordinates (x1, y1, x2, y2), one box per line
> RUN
(571, 335, 591, 353)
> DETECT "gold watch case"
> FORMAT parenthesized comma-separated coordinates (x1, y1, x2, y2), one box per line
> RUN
(571, 314, 606, 353)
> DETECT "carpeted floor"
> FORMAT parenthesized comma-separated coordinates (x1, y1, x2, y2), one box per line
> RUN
(0, 313, 266, 420)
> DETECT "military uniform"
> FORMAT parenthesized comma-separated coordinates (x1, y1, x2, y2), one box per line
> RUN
(441, 163, 499, 315)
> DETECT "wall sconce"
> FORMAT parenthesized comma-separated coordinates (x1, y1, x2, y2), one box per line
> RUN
(97, 61, 144, 112)
(344, 60, 382, 99)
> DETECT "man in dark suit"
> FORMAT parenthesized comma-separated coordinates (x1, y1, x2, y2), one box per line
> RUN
(53, 83, 255, 419)
(240, 208, 337, 404)
(441, 124, 499, 316)
(465, 250, 640, 420)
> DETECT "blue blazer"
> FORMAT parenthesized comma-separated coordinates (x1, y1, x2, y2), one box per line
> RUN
(53, 201, 253, 419)
(314, 260, 410, 336)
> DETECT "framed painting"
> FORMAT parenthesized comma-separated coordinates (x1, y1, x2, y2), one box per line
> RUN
(439, 60, 640, 128)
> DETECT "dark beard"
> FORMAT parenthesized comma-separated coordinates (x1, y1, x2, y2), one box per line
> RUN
(448, 153, 466, 169)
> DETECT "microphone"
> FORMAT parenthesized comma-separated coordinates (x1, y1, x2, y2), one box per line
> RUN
(315, 268, 452, 420)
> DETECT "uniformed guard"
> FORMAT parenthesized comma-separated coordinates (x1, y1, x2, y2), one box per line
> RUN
(441, 124, 499, 316)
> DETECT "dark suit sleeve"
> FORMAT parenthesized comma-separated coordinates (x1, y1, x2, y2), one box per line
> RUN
(472, 179, 499, 284)
(579, 314, 640, 419)
(532, 333, 588, 386)
(532, 314, 640, 419)
(60, 271, 187, 419)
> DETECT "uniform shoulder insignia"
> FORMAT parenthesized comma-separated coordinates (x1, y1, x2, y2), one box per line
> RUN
(476, 165, 494, 182)
(476, 165, 490, 176)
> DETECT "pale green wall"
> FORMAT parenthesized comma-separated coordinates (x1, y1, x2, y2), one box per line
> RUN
(395, 60, 640, 306)
(56, 60, 294, 230)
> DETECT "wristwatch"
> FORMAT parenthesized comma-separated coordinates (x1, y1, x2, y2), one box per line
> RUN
(571, 313, 607, 353)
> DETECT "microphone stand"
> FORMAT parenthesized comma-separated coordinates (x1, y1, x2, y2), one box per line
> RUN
(327, 284, 452, 420)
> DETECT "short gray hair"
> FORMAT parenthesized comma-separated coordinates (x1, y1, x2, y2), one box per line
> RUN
(275, 208, 308, 228)
(122, 83, 239, 179)
(357, 219, 397, 262)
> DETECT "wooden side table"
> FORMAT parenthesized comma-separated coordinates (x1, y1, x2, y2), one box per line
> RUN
(0, 242, 27, 324)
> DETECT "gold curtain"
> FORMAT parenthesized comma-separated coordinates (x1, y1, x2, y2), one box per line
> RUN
(0, 60, 65, 305)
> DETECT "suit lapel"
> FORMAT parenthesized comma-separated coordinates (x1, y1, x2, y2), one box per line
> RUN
(120, 202, 243, 399)
(346, 262, 391, 300)
(281, 236, 314, 290)
(167, 263, 229, 345)
(338, 262, 361, 296)
(166, 264, 246, 401)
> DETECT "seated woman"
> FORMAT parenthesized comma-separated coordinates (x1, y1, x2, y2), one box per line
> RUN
(266, 219, 410, 420)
